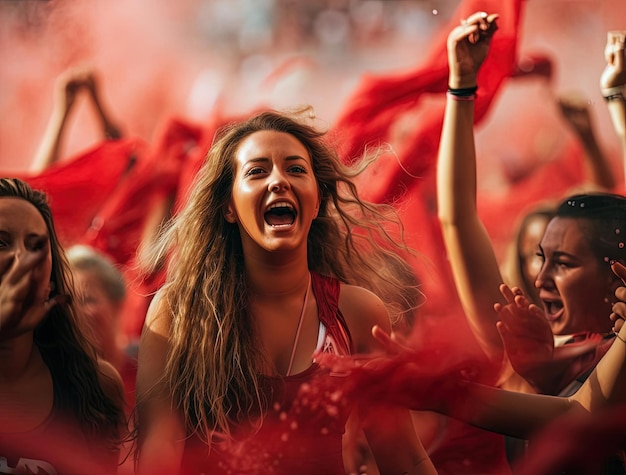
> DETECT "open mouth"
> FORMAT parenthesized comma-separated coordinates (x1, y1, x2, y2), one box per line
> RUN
(264, 202, 296, 227)
(542, 299, 564, 321)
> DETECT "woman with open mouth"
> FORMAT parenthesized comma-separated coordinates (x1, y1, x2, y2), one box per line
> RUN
(134, 108, 437, 475)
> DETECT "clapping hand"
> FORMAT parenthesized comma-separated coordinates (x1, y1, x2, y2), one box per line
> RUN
(495, 284, 599, 394)
(610, 261, 626, 334)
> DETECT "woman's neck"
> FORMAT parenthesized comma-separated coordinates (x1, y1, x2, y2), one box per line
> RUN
(0, 333, 43, 383)
(244, 253, 311, 299)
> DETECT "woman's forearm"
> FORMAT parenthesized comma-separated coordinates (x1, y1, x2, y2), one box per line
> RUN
(437, 95, 508, 361)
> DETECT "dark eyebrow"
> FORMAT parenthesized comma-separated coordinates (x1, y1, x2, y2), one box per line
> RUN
(243, 156, 308, 165)
(243, 158, 270, 165)
(537, 245, 577, 260)
(0, 228, 47, 237)
(551, 250, 578, 260)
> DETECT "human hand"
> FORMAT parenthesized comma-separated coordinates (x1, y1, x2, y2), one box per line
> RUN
(495, 284, 554, 375)
(0, 249, 63, 335)
(54, 66, 95, 113)
(447, 11, 499, 88)
(610, 261, 626, 333)
(600, 30, 626, 91)
(495, 284, 600, 393)
(317, 325, 489, 414)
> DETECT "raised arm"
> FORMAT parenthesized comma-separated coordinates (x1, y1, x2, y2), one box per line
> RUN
(436, 12, 508, 362)
(135, 290, 186, 475)
(557, 94, 615, 190)
(85, 72, 123, 141)
(30, 68, 91, 173)
(601, 30, 626, 186)
(30, 67, 122, 173)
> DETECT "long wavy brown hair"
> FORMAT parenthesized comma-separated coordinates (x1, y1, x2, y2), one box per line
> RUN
(142, 107, 422, 443)
(0, 178, 125, 448)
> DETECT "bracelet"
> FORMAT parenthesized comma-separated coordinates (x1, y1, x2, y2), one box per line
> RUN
(602, 84, 624, 102)
(447, 91, 476, 101)
(615, 331, 626, 344)
(448, 85, 478, 97)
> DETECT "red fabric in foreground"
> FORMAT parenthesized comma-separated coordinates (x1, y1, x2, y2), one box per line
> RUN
(11, 138, 146, 249)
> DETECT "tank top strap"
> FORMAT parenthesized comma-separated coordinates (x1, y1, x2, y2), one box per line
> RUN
(311, 272, 353, 355)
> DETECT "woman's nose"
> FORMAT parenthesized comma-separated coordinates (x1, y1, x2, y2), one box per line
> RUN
(534, 263, 553, 289)
(268, 172, 290, 193)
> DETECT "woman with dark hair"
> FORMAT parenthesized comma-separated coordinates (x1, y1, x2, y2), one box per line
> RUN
(135, 108, 435, 475)
(0, 178, 126, 474)
(437, 11, 624, 398)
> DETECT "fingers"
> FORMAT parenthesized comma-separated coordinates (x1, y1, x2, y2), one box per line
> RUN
(371, 324, 398, 355)
(498, 284, 529, 308)
(3, 249, 47, 287)
(458, 11, 499, 44)
(606, 31, 625, 68)
(371, 324, 412, 356)
(499, 283, 516, 304)
(611, 298, 626, 333)
(372, 323, 391, 343)
(612, 261, 626, 285)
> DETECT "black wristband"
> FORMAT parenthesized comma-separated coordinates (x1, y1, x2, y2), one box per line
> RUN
(602, 85, 624, 102)
(448, 85, 478, 97)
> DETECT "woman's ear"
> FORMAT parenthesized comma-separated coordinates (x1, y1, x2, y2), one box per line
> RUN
(224, 204, 237, 223)
(313, 198, 320, 218)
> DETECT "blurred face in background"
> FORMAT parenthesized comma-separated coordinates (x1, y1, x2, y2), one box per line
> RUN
(73, 269, 121, 351)
(519, 213, 552, 293)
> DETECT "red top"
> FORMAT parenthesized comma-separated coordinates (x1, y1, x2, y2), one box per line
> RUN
(180, 273, 353, 475)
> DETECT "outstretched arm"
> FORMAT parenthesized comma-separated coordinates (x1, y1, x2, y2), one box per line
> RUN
(436, 12, 508, 362)
(600, 30, 626, 186)
(361, 284, 626, 443)
(450, 262, 626, 438)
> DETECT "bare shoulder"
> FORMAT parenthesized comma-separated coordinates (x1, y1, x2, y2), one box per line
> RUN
(338, 283, 391, 354)
(137, 287, 173, 399)
(143, 286, 172, 338)
(97, 359, 125, 408)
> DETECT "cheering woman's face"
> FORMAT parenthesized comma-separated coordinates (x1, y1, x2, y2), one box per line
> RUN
(536, 217, 613, 335)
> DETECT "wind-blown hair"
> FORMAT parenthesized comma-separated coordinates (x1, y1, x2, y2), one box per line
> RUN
(142, 108, 420, 443)
(0, 178, 125, 447)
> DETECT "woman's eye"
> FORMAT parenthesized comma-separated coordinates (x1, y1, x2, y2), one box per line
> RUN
(289, 165, 307, 173)
(245, 167, 265, 176)
(28, 237, 49, 252)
